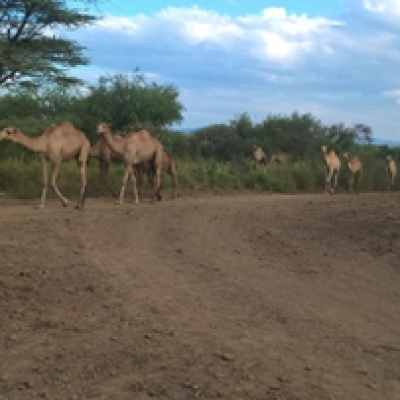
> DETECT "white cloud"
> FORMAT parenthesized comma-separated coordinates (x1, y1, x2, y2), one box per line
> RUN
(70, 3, 400, 141)
(383, 89, 400, 97)
(364, 0, 400, 15)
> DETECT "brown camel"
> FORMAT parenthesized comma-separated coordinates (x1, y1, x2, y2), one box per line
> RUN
(90, 136, 178, 199)
(96, 122, 163, 204)
(386, 155, 397, 191)
(343, 153, 362, 193)
(253, 145, 267, 165)
(321, 145, 341, 193)
(0, 122, 89, 208)
(270, 151, 289, 164)
(89, 133, 125, 197)
(136, 152, 178, 199)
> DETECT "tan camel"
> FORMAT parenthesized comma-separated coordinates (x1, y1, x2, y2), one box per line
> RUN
(253, 145, 267, 165)
(0, 122, 89, 208)
(89, 133, 125, 197)
(343, 153, 362, 193)
(386, 155, 397, 191)
(96, 122, 163, 204)
(321, 145, 341, 193)
(270, 151, 289, 164)
(136, 152, 178, 199)
(90, 136, 178, 198)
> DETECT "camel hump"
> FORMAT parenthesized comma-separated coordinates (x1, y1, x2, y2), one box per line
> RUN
(46, 121, 75, 135)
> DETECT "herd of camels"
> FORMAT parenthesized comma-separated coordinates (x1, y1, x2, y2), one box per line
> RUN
(254, 144, 397, 194)
(0, 121, 397, 208)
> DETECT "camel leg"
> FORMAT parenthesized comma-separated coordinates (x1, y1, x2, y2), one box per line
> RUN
(152, 151, 163, 202)
(130, 165, 139, 204)
(153, 166, 162, 202)
(39, 156, 48, 209)
(326, 169, 333, 194)
(50, 161, 68, 207)
(388, 173, 394, 191)
(349, 173, 354, 192)
(116, 164, 131, 205)
(355, 172, 361, 194)
(333, 170, 339, 193)
(135, 165, 143, 198)
(100, 161, 117, 198)
(76, 158, 87, 209)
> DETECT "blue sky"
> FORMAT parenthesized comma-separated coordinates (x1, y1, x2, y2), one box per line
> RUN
(101, 1, 343, 18)
(69, 0, 400, 141)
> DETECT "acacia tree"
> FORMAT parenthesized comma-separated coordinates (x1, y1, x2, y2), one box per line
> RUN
(0, 0, 100, 87)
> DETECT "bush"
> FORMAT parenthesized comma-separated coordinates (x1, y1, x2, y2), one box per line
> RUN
(0, 154, 395, 200)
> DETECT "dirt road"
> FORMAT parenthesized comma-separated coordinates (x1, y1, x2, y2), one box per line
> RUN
(1, 193, 399, 399)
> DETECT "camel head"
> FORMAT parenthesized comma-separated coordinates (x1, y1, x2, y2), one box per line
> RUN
(343, 152, 349, 160)
(386, 155, 393, 162)
(321, 145, 328, 154)
(0, 126, 20, 142)
(97, 122, 111, 136)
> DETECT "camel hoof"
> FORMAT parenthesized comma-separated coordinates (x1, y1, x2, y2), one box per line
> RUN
(115, 201, 122, 205)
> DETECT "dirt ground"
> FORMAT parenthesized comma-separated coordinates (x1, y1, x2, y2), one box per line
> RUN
(0, 192, 399, 400)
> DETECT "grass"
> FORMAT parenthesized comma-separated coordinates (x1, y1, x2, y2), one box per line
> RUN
(0, 156, 394, 200)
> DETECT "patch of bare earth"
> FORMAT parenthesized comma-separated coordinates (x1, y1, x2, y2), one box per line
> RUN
(0, 192, 399, 399)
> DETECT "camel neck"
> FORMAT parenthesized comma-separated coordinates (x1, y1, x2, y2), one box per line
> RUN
(15, 133, 47, 153)
(102, 132, 124, 155)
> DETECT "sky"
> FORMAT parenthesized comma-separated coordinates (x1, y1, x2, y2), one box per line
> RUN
(69, 0, 400, 141)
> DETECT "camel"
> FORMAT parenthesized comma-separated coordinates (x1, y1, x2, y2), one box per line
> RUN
(96, 122, 163, 204)
(0, 122, 89, 208)
(386, 155, 397, 191)
(253, 145, 267, 165)
(89, 133, 125, 197)
(343, 153, 362, 193)
(270, 151, 289, 164)
(90, 136, 178, 199)
(321, 145, 341, 194)
(136, 152, 178, 199)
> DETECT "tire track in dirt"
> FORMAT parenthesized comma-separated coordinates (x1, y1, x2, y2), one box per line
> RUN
(1, 193, 400, 399)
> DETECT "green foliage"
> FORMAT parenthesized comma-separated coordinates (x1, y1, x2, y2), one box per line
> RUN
(0, 0, 99, 88)
(0, 82, 397, 198)
(0, 72, 185, 148)
(0, 152, 397, 201)
(76, 73, 184, 141)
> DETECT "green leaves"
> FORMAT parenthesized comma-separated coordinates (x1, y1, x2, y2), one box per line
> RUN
(0, 0, 98, 87)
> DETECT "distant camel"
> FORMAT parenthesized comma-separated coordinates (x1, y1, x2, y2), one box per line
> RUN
(343, 153, 362, 193)
(270, 151, 289, 164)
(253, 145, 267, 165)
(321, 145, 341, 193)
(96, 122, 163, 204)
(0, 122, 89, 208)
(90, 136, 178, 199)
(386, 155, 397, 191)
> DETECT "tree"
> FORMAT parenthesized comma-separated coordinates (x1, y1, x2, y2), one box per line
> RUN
(75, 73, 184, 141)
(0, 0, 100, 88)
